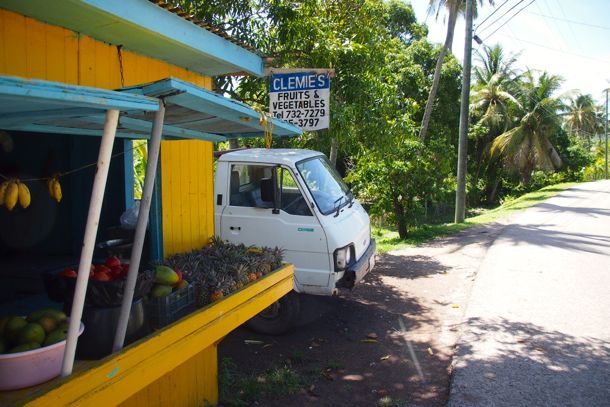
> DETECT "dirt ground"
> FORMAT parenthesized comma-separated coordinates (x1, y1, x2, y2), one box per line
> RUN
(218, 223, 506, 406)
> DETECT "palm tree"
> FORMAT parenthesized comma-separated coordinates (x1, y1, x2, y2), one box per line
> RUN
(470, 44, 520, 201)
(418, 0, 494, 143)
(473, 43, 520, 93)
(490, 70, 564, 186)
(471, 73, 519, 132)
(563, 93, 602, 147)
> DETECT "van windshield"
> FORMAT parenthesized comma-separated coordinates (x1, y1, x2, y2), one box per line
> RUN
(296, 156, 352, 215)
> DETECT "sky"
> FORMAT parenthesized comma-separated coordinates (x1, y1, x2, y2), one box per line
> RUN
(410, 0, 610, 103)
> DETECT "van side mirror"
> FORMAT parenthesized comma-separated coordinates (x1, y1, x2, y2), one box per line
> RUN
(260, 178, 274, 202)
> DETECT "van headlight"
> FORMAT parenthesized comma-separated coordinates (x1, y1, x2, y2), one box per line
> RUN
(334, 244, 353, 272)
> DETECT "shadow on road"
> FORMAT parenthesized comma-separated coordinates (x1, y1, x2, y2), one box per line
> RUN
(497, 223, 610, 255)
(451, 318, 610, 406)
(218, 252, 457, 406)
(536, 202, 610, 218)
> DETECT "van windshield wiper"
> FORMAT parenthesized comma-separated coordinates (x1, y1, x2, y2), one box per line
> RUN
(333, 196, 344, 217)
(347, 191, 354, 208)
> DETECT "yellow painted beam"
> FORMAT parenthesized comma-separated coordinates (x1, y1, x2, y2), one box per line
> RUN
(22, 265, 294, 406)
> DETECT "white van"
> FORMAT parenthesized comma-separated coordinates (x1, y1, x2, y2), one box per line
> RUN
(214, 149, 376, 333)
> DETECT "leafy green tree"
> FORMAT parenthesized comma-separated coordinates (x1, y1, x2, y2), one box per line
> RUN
(490, 70, 564, 186)
(174, 0, 462, 235)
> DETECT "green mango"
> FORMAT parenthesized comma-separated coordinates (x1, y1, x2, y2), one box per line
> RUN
(154, 265, 179, 285)
(43, 328, 68, 346)
(37, 316, 58, 334)
(150, 284, 173, 298)
(5, 316, 27, 344)
(27, 308, 67, 323)
(16, 323, 45, 345)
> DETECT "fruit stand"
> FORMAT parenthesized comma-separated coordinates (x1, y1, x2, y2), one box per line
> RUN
(0, 2, 301, 405)
(0, 263, 294, 406)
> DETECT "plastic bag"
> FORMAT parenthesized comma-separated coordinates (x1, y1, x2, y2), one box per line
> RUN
(120, 201, 140, 229)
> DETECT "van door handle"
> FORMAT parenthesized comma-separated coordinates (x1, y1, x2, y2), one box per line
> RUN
(230, 226, 241, 231)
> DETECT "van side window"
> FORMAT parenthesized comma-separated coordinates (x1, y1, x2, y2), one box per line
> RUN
(278, 168, 312, 216)
(229, 164, 274, 208)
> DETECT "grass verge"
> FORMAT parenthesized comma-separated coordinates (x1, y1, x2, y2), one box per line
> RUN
(219, 357, 304, 406)
(374, 182, 576, 253)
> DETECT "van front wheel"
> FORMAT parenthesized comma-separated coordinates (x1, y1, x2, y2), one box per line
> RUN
(246, 291, 300, 335)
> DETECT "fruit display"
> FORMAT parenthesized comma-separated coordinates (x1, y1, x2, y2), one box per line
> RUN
(164, 237, 283, 306)
(60, 256, 130, 282)
(0, 309, 68, 355)
(149, 265, 189, 298)
(0, 174, 61, 211)
(47, 175, 62, 202)
(0, 178, 31, 210)
(44, 256, 154, 308)
(0, 312, 84, 391)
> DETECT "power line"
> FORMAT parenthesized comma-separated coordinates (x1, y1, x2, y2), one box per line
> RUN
(482, 0, 538, 42)
(476, 0, 527, 35)
(538, 0, 567, 53)
(524, 10, 610, 32)
(553, 0, 578, 40)
(496, 32, 610, 65)
(474, 0, 511, 31)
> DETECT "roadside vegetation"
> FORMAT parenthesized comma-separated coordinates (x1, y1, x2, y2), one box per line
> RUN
(219, 357, 307, 406)
(173, 0, 607, 246)
(374, 182, 576, 253)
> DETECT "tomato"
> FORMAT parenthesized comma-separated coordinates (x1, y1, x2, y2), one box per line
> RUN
(92, 272, 111, 281)
(61, 269, 77, 278)
(105, 256, 121, 268)
(96, 265, 111, 274)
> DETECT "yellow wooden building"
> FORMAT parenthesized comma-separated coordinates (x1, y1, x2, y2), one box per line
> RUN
(0, 0, 299, 405)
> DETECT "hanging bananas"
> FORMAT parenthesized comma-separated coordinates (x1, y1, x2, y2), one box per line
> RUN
(0, 179, 32, 210)
(17, 181, 31, 209)
(47, 176, 62, 202)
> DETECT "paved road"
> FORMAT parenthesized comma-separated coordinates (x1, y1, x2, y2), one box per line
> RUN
(449, 181, 610, 406)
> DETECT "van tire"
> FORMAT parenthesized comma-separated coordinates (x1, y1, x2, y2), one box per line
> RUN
(246, 291, 300, 335)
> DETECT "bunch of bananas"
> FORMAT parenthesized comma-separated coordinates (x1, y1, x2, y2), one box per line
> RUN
(47, 176, 62, 203)
(0, 179, 31, 210)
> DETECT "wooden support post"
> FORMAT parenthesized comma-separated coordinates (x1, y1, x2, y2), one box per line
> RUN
(61, 109, 120, 377)
(113, 101, 165, 351)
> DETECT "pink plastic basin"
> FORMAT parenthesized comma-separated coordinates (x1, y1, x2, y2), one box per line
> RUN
(0, 321, 84, 391)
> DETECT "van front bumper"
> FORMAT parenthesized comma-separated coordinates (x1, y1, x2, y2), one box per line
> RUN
(335, 239, 376, 290)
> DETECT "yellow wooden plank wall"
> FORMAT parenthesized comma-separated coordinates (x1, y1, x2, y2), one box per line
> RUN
(160, 140, 214, 256)
(119, 345, 218, 407)
(0, 9, 215, 257)
(0, 9, 210, 88)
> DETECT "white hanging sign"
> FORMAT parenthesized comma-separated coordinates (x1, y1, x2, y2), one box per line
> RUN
(269, 71, 330, 131)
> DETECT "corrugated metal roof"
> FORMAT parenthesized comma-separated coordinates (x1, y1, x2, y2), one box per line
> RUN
(149, 0, 263, 58)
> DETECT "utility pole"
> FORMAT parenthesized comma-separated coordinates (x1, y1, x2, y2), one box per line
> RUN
(455, 0, 473, 223)
(604, 88, 608, 179)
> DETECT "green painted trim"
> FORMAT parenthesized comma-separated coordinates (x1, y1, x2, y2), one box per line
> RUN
(123, 139, 135, 209)
(149, 158, 164, 262)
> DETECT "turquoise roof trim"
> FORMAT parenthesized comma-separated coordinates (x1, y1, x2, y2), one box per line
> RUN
(0, 76, 159, 114)
(0, 76, 302, 142)
(121, 77, 303, 138)
(1, 0, 263, 77)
